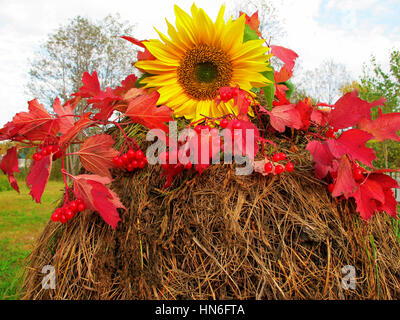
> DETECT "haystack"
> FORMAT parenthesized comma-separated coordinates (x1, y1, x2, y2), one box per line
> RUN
(21, 125, 400, 300)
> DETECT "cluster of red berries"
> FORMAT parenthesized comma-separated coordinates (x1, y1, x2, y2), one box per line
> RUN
(51, 199, 86, 224)
(32, 144, 62, 161)
(219, 87, 252, 105)
(113, 149, 148, 172)
(325, 127, 339, 139)
(264, 152, 295, 175)
(192, 118, 242, 134)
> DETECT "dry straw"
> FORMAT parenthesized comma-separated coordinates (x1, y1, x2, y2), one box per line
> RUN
(22, 126, 400, 299)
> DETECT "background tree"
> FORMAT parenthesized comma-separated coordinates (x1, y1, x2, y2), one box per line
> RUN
(27, 14, 138, 175)
(357, 50, 400, 169)
(292, 59, 351, 104)
(27, 14, 138, 109)
(227, 0, 285, 43)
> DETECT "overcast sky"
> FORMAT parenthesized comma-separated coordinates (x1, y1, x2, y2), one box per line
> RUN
(0, 0, 399, 127)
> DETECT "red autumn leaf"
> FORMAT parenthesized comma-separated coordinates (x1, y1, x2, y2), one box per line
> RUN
(72, 174, 125, 229)
(331, 156, 358, 198)
(53, 97, 75, 135)
(59, 113, 94, 148)
(310, 108, 329, 127)
(295, 100, 312, 130)
(0, 147, 20, 192)
(327, 129, 376, 168)
(270, 45, 299, 72)
(351, 173, 398, 220)
(77, 134, 119, 178)
(26, 154, 52, 203)
(125, 91, 173, 132)
(240, 11, 261, 37)
(328, 91, 386, 129)
(306, 140, 337, 179)
(264, 105, 302, 132)
(274, 65, 293, 83)
(121, 36, 156, 62)
(11, 99, 59, 141)
(73, 71, 101, 98)
(359, 109, 400, 142)
(113, 74, 138, 97)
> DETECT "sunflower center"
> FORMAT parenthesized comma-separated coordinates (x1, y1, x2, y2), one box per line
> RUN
(177, 44, 232, 100)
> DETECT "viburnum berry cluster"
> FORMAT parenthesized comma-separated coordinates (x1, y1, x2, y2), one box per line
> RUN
(113, 149, 148, 172)
(33, 143, 62, 162)
(264, 152, 295, 175)
(51, 199, 86, 224)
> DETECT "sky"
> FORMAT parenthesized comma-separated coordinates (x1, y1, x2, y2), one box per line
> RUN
(0, 0, 399, 127)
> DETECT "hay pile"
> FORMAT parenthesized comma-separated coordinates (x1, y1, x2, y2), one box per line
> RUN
(22, 148, 400, 299)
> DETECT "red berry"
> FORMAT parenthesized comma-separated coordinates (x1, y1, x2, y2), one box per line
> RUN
(131, 160, 139, 169)
(272, 153, 280, 162)
(126, 163, 134, 172)
(278, 152, 287, 161)
(285, 162, 294, 172)
(51, 145, 59, 153)
(76, 199, 84, 206)
(127, 149, 136, 160)
(232, 87, 240, 97)
(117, 158, 124, 167)
(135, 150, 144, 160)
(328, 183, 335, 193)
(194, 125, 202, 134)
(113, 156, 121, 166)
(69, 201, 78, 212)
(121, 153, 129, 164)
(52, 150, 62, 161)
(325, 129, 335, 138)
(59, 214, 67, 224)
(202, 125, 211, 133)
(275, 165, 284, 174)
(220, 119, 229, 129)
(330, 171, 338, 179)
(353, 168, 364, 181)
(51, 209, 62, 222)
(64, 209, 74, 220)
(33, 153, 42, 161)
(264, 162, 274, 173)
(231, 120, 241, 130)
(184, 162, 193, 170)
(220, 92, 228, 100)
(138, 159, 147, 169)
(77, 203, 85, 212)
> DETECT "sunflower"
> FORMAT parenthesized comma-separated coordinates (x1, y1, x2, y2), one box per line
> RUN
(135, 4, 272, 122)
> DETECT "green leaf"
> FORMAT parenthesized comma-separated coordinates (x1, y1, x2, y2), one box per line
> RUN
(283, 81, 294, 100)
(261, 67, 275, 108)
(135, 73, 152, 88)
(243, 24, 259, 42)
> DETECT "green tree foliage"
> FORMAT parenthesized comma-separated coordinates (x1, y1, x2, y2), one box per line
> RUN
(27, 14, 137, 108)
(358, 50, 400, 169)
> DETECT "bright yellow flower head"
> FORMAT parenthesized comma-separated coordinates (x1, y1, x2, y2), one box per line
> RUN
(135, 4, 272, 122)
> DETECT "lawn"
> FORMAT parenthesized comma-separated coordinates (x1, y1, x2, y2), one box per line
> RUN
(0, 179, 64, 300)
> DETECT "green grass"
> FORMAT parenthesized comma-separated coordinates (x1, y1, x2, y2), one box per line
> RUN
(0, 179, 64, 300)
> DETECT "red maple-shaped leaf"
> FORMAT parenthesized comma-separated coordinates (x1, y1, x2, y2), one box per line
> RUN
(0, 147, 20, 192)
(26, 154, 52, 203)
(125, 91, 173, 132)
(77, 134, 119, 178)
(351, 173, 399, 220)
(328, 91, 386, 129)
(11, 99, 59, 141)
(53, 97, 75, 135)
(274, 65, 293, 83)
(264, 105, 302, 132)
(359, 109, 400, 142)
(270, 46, 299, 72)
(59, 113, 94, 148)
(240, 11, 261, 37)
(331, 156, 358, 198)
(310, 108, 329, 127)
(73, 71, 101, 98)
(327, 129, 376, 168)
(113, 74, 138, 97)
(72, 174, 125, 229)
(306, 140, 337, 179)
